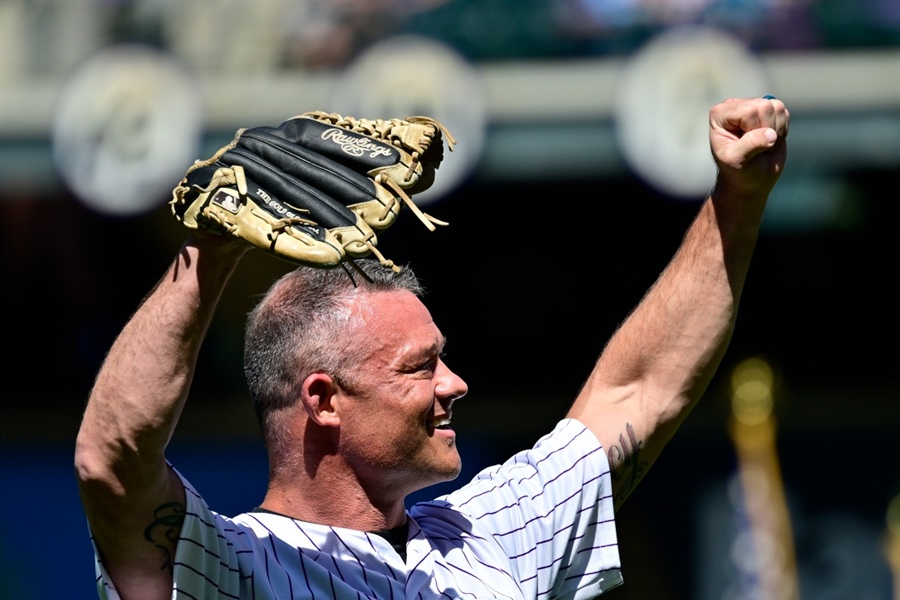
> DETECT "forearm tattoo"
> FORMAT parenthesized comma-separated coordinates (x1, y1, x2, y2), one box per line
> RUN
(143, 501, 185, 572)
(607, 423, 648, 504)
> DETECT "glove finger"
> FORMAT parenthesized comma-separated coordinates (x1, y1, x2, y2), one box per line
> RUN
(239, 127, 379, 202)
(221, 147, 378, 258)
(246, 117, 449, 230)
(236, 128, 401, 230)
(271, 116, 431, 194)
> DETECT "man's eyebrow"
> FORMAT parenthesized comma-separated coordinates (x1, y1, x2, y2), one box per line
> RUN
(421, 335, 448, 358)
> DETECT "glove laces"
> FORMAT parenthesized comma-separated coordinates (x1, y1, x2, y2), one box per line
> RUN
(377, 175, 449, 232)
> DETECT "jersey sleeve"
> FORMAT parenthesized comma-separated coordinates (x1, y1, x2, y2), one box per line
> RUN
(434, 418, 622, 599)
(92, 466, 244, 600)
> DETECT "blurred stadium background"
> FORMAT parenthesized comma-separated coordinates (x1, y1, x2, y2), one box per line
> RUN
(0, 1, 898, 598)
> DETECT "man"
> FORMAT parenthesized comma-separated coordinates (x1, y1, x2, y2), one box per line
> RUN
(75, 96, 789, 599)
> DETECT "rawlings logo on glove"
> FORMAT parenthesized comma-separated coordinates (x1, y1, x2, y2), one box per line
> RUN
(321, 129, 394, 159)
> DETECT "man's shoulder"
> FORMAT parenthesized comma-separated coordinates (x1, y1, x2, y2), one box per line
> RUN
(412, 418, 607, 518)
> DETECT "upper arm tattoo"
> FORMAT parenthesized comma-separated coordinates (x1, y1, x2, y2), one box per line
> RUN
(606, 423, 649, 507)
(143, 501, 186, 572)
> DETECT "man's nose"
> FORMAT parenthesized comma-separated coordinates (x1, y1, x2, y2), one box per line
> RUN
(435, 359, 468, 406)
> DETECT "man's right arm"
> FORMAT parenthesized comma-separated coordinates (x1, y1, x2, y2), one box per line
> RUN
(567, 97, 789, 509)
(74, 234, 248, 600)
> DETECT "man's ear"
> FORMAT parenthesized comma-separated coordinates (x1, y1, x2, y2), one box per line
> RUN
(300, 372, 341, 427)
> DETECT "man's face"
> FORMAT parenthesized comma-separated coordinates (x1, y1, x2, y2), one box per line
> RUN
(336, 290, 468, 499)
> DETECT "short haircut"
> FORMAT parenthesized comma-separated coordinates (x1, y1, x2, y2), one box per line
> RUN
(243, 259, 424, 447)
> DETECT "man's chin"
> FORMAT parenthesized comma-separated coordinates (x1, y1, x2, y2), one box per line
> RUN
(424, 458, 463, 487)
(409, 467, 462, 497)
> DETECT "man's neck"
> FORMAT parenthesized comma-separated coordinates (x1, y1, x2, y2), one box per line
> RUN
(258, 481, 408, 531)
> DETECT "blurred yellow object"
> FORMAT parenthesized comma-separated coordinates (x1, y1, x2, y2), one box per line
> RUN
(728, 357, 800, 600)
(885, 494, 900, 600)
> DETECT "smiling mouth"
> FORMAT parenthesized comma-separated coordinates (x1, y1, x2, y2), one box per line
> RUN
(432, 417, 452, 430)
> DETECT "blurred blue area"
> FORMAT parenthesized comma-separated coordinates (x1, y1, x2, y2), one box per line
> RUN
(1, 444, 97, 599)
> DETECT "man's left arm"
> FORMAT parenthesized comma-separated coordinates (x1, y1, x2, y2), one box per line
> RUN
(567, 97, 790, 509)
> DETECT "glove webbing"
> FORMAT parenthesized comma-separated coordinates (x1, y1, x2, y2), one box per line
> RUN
(407, 116, 457, 150)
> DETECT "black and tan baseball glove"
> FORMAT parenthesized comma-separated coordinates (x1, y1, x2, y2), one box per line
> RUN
(170, 111, 455, 271)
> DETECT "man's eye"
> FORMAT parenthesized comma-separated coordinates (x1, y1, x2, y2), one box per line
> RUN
(407, 351, 445, 373)
(418, 356, 439, 372)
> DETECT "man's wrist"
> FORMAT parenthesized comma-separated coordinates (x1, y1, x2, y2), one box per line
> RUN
(711, 169, 775, 203)
(706, 177, 770, 245)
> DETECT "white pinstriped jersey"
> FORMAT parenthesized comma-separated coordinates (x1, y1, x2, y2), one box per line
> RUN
(93, 419, 623, 599)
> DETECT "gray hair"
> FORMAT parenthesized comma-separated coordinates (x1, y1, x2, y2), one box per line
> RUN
(243, 259, 424, 448)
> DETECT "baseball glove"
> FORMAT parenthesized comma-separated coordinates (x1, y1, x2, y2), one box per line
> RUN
(170, 111, 455, 271)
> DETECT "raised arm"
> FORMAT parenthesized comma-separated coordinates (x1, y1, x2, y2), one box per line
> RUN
(567, 97, 790, 509)
(74, 233, 248, 600)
